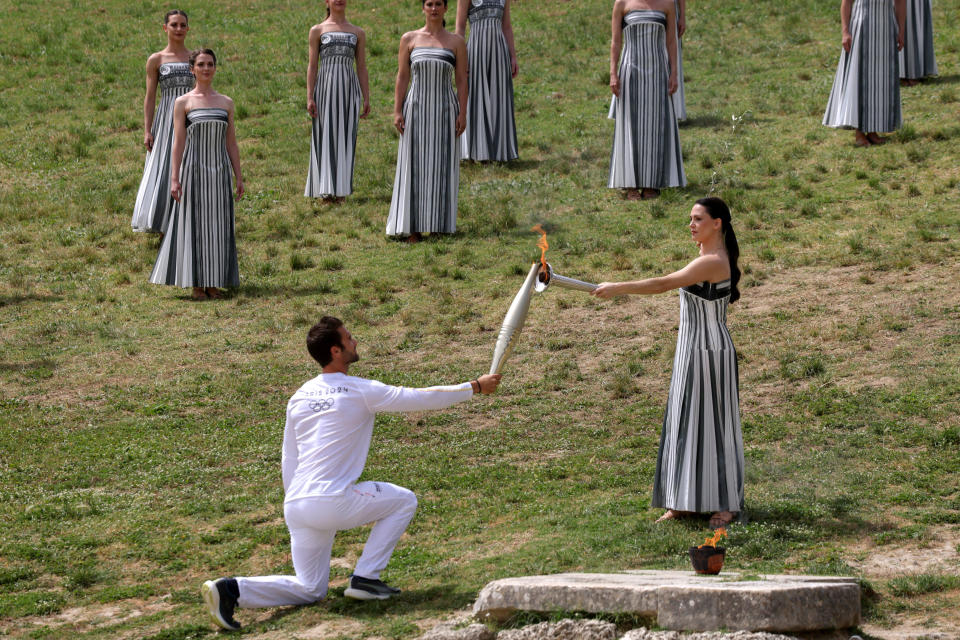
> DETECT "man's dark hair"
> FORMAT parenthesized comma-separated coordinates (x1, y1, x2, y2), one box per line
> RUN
(307, 316, 343, 366)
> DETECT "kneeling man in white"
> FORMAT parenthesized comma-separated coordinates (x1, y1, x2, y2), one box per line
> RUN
(202, 316, 501, 630)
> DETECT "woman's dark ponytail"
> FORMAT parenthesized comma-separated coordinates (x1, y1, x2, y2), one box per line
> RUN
(695, 197, 741, 303)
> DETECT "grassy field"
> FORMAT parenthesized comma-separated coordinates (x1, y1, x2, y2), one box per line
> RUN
(1, 0, 959, 638)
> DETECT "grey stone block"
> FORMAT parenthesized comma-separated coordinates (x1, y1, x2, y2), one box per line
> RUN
(497, 618, 618, 640)
(620, 631, 801, 640)
(419, 622, 495, 640)
(472, 571, 860, 633)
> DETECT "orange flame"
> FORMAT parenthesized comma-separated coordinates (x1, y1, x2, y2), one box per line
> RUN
(531, 224, 548, 272)
(698, 528, 727, 549)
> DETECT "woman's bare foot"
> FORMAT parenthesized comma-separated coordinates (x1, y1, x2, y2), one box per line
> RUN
(866, 132, 887, 145)
(641, 188, 660, 200)
(854, 130, 871, 147)
(708, 511, 736, 529)
(205, 287, 223, 299)
(405, 232, 422, 244)
(656, 509, 690, 523)
(624, 188, 643, 201)
(191, 287, 208, 301)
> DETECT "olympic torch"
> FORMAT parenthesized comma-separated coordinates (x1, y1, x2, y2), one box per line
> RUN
(488, 262, 540, 375)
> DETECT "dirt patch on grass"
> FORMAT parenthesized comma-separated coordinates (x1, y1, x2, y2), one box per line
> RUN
(3, 597, 175, 636)
(862, 619, 960, 640)
(848, 526, 960, 578)
(243, 617, 367, 639)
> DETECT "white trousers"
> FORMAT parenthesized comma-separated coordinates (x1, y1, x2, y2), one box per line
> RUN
(235, 481, 417, 607)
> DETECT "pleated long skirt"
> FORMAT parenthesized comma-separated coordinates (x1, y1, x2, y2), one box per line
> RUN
(150, 109, 239, 289)
(132, 62, 193, 233)
(305, 32, 362, 198)
(652, 284, 745, 514)
(899, 0, 938, 79)
(823, 0, 902, 133)
(461, 7, 518, 162)
(608, 11, 686, 190)
(672, 0, 686, 121)
(387, 48, 459, 236)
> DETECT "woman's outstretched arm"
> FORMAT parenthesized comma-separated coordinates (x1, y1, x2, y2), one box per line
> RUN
(592, 255, 728, 298)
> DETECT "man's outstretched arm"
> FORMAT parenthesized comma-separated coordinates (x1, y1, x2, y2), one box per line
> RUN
(363, 374, 501, 413)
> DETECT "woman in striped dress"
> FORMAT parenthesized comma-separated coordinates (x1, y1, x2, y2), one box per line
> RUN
(455, 0, 518, 162)
(823, 0, 906, 147)
(672, 0, 686, 121)
(608, 0, 685, 201)
(387, 0, 467, 242)
(593, 197, 744, 530)
(150, 49, 244, 301)
(899, 0, 937, 85)
(132, 10, 193, 234)
(304, 0, 370, 201)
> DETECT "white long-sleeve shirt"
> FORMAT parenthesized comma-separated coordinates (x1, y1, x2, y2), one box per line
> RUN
(281, 372, 474, 502)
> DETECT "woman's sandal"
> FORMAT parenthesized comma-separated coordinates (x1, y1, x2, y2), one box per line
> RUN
(191, 288, 208, 301)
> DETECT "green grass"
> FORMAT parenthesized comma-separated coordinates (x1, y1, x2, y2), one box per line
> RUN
(2, 0, 960, 637)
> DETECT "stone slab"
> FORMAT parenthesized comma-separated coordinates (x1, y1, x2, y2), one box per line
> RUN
(472, 571, 860, 633)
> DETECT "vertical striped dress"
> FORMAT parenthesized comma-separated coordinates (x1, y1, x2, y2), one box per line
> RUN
(132, 62, 193, 233)
(652, 280, 744, 514)
(150, 108, 239, 289)
(823, 0, 902, 133)
(387, 48, 460, 237)
(672, 0, 686, 121)
(305, 32, 362, 198)
(899, 0, 938, 80)
(608, 10, 686, 191)
(461, 0, 518, 162)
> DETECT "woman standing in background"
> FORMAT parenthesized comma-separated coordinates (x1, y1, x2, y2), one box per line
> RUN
(899, 0, 937, 85)
(150, 49, 243, 300)
(386, 0, 467, 241)
(608, 0, 685, 201)
(132, 10, 193, 234)
(456, 0, 519, 162)
(823, 0, 905, 146)
(672, 0, 686, 121)
(305, 0, 370, 201)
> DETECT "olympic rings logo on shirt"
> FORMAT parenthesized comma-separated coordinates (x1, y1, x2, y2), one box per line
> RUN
(309, 398, 335, 412)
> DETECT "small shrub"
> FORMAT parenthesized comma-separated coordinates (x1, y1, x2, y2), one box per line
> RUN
(779, 354, 826, 380)
(290, 253, 314, 271)
(896, 124, 918, 142)
(846, 235, 864, 253)
(320, 257, 343, 271)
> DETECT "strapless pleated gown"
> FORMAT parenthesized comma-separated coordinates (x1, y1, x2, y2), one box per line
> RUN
(305, 32, 362, 198)
(823, 0, 902, 133)
(387, 48, 459, 236)
(899, 0, 938, 80)
(608, 10, 686, 190)
(461, 0, 518, 162)
(132, 62, 193, 233)
(652, 280, 745, 514)
(150, 108, 239, 288)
